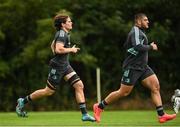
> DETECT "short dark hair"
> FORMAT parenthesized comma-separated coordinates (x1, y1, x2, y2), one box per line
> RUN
(54, 14, 69, 31)
(134, 13, 146, 22)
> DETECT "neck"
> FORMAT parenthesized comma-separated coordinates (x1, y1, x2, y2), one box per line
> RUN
(62, 28, 69, 33)
(135, 23, 141, 28)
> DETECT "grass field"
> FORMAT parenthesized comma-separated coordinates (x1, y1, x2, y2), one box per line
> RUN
(0, 111, 179, 127)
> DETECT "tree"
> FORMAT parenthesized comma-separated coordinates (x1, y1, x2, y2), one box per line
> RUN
(0, 0, 180, 111)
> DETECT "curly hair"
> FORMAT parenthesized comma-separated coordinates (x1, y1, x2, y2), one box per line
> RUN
(54, 14, 69, 31)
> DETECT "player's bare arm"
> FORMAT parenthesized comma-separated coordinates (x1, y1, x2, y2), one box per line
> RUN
(54, 41, 80, 54)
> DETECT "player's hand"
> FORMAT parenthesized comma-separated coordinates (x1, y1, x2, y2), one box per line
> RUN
(71, 45, 80, 53)
(150, 42, 158, 50)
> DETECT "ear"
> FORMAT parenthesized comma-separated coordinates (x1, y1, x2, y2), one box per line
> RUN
(137, 19, 141, 26)
(61, 22, 66, 27)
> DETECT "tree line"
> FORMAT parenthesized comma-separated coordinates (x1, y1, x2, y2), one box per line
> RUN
(0, 0, 180, 111)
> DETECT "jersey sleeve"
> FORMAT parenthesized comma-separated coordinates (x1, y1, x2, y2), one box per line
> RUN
(131, 27, 152, 51)
(134, 43, 152, 51)
(54, 30, 66, 45)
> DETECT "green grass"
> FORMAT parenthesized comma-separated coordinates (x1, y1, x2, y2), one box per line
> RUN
(0, 111, 179, 126)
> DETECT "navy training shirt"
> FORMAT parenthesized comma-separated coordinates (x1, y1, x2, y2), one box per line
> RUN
(122, 26, 152, 70)
(50, 29, 71, 68)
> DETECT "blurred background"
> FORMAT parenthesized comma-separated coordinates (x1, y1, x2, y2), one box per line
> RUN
(0, 0, 180, 112)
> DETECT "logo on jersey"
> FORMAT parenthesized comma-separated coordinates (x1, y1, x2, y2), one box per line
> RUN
(123, 69, 130, 77)
(59, 30, 65, 37)
(121, 77, 130, 83)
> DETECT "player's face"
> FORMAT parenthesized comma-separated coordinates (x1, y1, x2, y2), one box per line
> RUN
(141, 16, 149, 29)
(63, 17, 73, 31)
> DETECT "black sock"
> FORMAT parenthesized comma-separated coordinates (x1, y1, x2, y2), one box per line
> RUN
(98, 100, 108, 109)
(156, 106, 165, 116)
(23, 95, 32, 104)
(79, 103, 87, 115)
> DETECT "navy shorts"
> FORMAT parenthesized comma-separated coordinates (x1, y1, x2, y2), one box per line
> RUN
(121, 65, 154, 86)
(47, 62, 78, 89)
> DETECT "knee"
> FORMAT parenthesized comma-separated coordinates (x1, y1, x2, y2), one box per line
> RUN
(122, 91, 131, 97)
(73, 81, 84, 91)
(151, 82, 160, 93)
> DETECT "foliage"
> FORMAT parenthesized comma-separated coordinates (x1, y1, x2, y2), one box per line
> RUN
(0, 0, 180, 111)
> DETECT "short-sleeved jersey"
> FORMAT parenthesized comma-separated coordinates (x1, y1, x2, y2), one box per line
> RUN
(50, 29, 71, 68)
(122, 26, 152, 70)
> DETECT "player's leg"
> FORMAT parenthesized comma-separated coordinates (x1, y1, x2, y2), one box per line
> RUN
(172, 96, 180, 114)
(28, 84, 55, 100)
(16, 66, 60, 117)
(104, 84, 134, 104)
(93, 68, 140, 122)
(64, 66, 95, 122)
(171, 89, 180, 113)
(93, 84, 134, 122)
(16, 85, 55, 117)
(142, 74, 162, 107)
(73, 80, 95, 122)
(141, 67, 176, 123)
